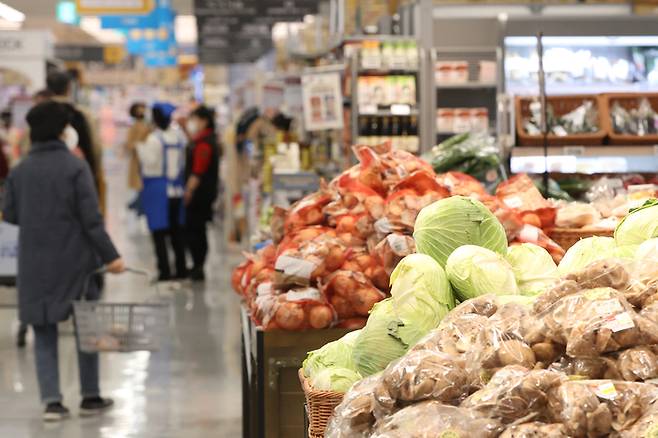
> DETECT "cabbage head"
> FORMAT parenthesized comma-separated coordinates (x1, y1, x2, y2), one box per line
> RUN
(414, 196, 507, 268)
(303, 330, 361, 378)
(557, 236, 617, 275)
(352, 299, 409, 376)
(390, 254, 456, 330)
(636, 238, 658, 263)
(506, 243, 558, 296)
(615, 199, 658, 247)
(446, 245, 519, 302)
(310, 367, 362, 392)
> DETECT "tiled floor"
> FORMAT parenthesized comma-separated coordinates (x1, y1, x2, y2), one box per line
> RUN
(0, 150, 243, 437)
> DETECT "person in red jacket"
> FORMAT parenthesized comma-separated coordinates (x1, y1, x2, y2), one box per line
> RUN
(184, 105, 220, 281)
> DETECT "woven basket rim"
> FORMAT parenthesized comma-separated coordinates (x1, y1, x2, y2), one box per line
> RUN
(299, 368, 345, 398)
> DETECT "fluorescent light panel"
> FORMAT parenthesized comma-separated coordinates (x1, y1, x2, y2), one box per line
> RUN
(0, 2, 25, 22)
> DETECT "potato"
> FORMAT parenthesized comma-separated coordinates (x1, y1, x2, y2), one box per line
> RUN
(497, 340, 537, 368)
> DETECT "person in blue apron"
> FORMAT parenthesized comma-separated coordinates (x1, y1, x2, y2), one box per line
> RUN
(137, 103, 187, 281)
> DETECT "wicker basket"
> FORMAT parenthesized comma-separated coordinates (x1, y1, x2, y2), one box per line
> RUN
(299, 368, 344, 438)
(600, 92, 658, 145)
(515, 95, 607, 146)
(548, 227, 614, 250)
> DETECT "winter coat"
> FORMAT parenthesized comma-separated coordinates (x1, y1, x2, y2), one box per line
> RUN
(3, 140, 119, 325)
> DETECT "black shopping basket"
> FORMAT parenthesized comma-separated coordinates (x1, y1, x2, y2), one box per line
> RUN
(73, 268, 170, 353)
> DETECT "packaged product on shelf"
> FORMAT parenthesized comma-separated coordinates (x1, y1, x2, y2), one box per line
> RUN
(322, 270, 387, 319)
(610, 97, 658, 136)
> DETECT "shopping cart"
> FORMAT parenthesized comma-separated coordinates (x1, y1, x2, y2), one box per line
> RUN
(73, 268, 170, 353)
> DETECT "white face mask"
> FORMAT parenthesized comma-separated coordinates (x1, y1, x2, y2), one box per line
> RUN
(186, 119, 199, 136)
(62, 125, 79, 151)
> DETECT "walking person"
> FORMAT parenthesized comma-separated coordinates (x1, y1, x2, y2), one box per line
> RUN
(124, 102, 151, 214)
(3, 101, 125, 421)
(183, 105, 220, 281)
(138, 103, 187, 281)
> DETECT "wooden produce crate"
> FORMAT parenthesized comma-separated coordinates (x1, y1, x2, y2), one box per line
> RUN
(515, 94, 606, 146)
(241, 307, 351, 438)
(600, 92, 658, 145)
(548, 227, 614, 250)
(299, 369, 344, 438)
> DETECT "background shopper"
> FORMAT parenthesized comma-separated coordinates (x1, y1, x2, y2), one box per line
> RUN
(3, 101, 124, 421)
(184, 105, 220, 281)
(124, 102, 151, 214)
(138, 103, 187, 281)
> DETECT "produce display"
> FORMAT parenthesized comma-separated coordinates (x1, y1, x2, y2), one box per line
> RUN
(232, 143, 566, 331)
(523, 99, 600, 136)
(306, 197, 658, 437)
(610, 98, 658, 136)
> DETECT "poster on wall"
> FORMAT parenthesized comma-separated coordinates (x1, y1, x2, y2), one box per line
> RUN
(301, 72, 343, 131)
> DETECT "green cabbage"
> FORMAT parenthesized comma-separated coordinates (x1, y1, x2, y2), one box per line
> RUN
(446, 245, 519, 301)
(637, 238, 658, 263)
(506, 243, 558, 296)
(615, 199, 658, 247)
(557, 236, 617, 275)
(413, 196, 507, 268)
(352, 299, 409, 376)
(310, 367, 362, 392)
(303, 330, 361, 378)
(389, 254, 456, 346)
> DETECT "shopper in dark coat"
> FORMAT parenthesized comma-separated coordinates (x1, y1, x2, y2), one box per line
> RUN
(3, 101, 124, 421)
(183, 105, 220, 281)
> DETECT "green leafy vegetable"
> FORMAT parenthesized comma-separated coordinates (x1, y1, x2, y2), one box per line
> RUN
(557, 236, 616, 275)
(414, 196, 507, 268)
(310, 367, 362, 392)
(303, 330, 360, 378)
(636, 238, 658, 263)
(446, 245, 519, 302)
(506, 243, 558, 296)
(615, 199, 658, 247)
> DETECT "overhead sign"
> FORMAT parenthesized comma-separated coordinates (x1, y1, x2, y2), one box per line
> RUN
(301, 72, 344, 131)
(76, 0, 153, 15)
(100, 0, 169, 29)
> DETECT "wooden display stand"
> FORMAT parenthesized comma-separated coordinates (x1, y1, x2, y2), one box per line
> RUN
(241, 307, 350, 438)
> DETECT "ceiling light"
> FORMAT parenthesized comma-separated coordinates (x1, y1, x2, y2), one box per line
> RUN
(0, 2, 25, 23)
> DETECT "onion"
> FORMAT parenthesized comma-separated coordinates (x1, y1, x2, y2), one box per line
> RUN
(296, 228, 323, 242)
(325, 246, 345, 272)
(232, 266, 245, 292)
(341, 261, 360, 272)
(521, 212, 542, 229)
(330, 294, 356, 318)
(304, 207, 324, 225)
(349, 287, 384, 315)
(337, 215, 357, 233)
(275, 302, 305, 330)
(355, 254, 373, 270)
(338, 318, 367, 329)
(371, 266, 390, 291)
(309, 305, 334, 329)
(332, 275, 358, 296)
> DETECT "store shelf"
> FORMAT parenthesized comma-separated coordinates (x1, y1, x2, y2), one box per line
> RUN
(511, 145, 658, 174)
(436, 82, 497, 90)
(357, 68, 418, 76)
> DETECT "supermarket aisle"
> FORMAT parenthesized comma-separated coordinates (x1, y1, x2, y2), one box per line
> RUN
(0, 149, 243, 438)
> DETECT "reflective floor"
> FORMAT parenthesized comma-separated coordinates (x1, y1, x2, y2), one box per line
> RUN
(0, 150, 243, 437)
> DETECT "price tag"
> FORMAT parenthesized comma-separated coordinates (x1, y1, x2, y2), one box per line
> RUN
(359, 103, 378, 115)
(563, 146, 585, 156)
(390, 104, 411, 115)
(287, 287, 322, 302)
(595, 381, 618, 400)
(503, 196, 523, 209)
(603, 312, 635, 333)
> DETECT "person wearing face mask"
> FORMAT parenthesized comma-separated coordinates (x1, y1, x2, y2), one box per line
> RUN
(183, 105, 220, 281)
(124, 102, 151, 214)
(3, 101, 125, 421)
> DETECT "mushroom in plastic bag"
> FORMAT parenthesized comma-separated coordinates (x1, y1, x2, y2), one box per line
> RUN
(325, 373, 380, 438)
(461, 366, 565, 424)
(370, 401, 504, 438)
(499, 422, 570, 438)
(372, 349, 469, 419)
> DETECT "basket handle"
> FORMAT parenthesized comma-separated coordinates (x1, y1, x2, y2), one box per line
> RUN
(80, 267, 159, 301)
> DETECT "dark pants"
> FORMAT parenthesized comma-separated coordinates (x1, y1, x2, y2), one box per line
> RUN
(33, 323, 99, 404)
(186, 220, 208, 273)
(151, 197, 187, 279)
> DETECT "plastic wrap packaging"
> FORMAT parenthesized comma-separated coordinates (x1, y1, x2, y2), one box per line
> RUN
(322, 270, 386, 319)
(549, 346, 658, 382)
(270, 206, 288, 244)
(370, 401, 504, 438)
(496, 174, 557, 229)
(613, 409, 658, 438)
(325, 373, 380, 438)
(462, 366, 565, 424)
(372, 234, 416, 276)
(372, 349, 469, 419)
(499, 422, 570, 438)
(548, 380, 658, 436)
(555, 202, 602, 229)
(435, 171, 488, 197)
(283, 186, 332, 234)
(340, 250, 389, 292)
(539, 286, 658, 358)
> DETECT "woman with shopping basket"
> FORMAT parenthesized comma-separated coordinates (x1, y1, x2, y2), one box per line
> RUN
(3, 101, 125, 422)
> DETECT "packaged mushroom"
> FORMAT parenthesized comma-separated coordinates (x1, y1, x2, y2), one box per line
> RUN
(372, 349, 469, 419)
(325, 373, 380, 438)
(370, 401, 504, 438)
(461, 366, 565, 424)
(499, 422, 571, 438)
(548, 380, 658, 436)
(538, 287, 658, 358)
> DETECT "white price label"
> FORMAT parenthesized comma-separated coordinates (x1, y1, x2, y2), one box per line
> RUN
(563, 146, 585, 156)
(503, 196, 523, 209)
(359, 104, 378, 115)
(275, 255, 317, 279)
(595, 381, 618, 400)
(286, 287, 322, 302)
(387, 234, 410, 255)
(603, 312, 635, 333)
(390, 104, 411, 115)
(519, 225, 540, 242)
(596, 299, 624, 315)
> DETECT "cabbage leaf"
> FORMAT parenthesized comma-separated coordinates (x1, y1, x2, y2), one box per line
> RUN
(506, 243, 558, 296)
(615, 199, 658, 247)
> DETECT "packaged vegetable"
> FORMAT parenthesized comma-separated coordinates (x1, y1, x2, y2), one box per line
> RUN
(323, 270, 386, 318)
(496, 174, 556, 229)
(325, 373, 380, 438)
